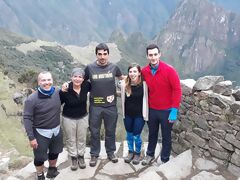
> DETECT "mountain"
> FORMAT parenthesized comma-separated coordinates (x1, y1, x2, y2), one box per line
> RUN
(0, 0, 179, 45)
(209, 0, 240, 14)
(0, 28, 76, 87)
(0, 28, 123, 87)
(1, 0, 240, 84)
(152, 0, 240, 84)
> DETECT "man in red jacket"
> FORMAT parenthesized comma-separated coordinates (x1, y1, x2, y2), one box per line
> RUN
(141, 44, 182, 166)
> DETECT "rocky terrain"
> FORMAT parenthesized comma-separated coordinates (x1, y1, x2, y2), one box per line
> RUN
(1, 74, 240, 179)
(1, 143, 239, 180)
(154, 0, 240, 83)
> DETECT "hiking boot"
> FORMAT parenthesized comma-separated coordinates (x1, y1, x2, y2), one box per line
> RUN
(78, 155, 86, 169)
(46, 167, 59, 178)
(124, 152, 134, 163)
(108, 153, 118, 163)
(132, 154, 141, 165)
(71, 156, 78, 171)
(37, 172, 45, 180)
(141, 155, 155, 166)
(89, 156, 98, 167)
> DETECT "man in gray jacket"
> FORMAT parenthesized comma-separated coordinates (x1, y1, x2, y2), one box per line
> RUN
(23, 71, 63, 180)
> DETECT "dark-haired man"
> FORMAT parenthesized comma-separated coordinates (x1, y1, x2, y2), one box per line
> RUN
(141, 44, 182, 166)
(85, 43, 124, 167)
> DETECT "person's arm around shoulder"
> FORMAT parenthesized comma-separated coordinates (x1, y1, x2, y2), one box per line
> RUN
(116, 79, 125, 97)
(118, 75, 127, 80)
(84, 66, 90, 81)
(61, 81, 70, 92)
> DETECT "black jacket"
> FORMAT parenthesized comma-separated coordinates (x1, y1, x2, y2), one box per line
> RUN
(60, 81, 91, 119)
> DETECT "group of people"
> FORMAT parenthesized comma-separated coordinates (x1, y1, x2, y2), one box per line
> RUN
(23, 43, 182, 180)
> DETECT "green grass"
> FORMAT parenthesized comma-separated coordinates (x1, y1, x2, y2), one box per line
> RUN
(0, 116, 32, 157)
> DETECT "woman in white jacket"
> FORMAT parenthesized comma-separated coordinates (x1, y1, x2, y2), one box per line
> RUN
(120, 63, 148, 165)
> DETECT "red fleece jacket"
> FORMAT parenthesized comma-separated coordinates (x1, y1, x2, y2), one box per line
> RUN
(142, 61, 182, 110)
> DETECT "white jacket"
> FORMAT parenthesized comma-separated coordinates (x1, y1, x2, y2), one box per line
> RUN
(120, 80, 149, 121)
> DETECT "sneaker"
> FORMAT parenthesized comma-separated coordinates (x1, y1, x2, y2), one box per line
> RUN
(37, 172, 45, 180)
(89, 156, 98, 167)
(124, 152, 134, 163)
(71, 156, 78, 171)
(132, 154, 141, 165)
(78, 155, 86, 169)
(46, 167, 59, 178)
(141, 155, 155, 166)
(157, 160, 166, 166)
(108, 153, 118, 163)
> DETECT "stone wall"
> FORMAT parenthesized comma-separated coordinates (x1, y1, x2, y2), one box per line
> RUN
(173, 76, 240, 176)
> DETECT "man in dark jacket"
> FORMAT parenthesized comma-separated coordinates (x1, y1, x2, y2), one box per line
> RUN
(23, 71, 63, 180)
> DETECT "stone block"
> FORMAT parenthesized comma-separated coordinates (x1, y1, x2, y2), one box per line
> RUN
(211, 129, 226, 139)
(225, 133, 240, 149)
(232, 89, 240, 101)
(209, 148, 230, 160)
(209, 105, 222, 115)
(157, 150, 192, 180)
(194, 116, 210, 130)
(231, 151, 240, 167)
(208, 94, 229, 109)
(213, 80, 232, 96)
(172, 142, 188, 154)
(237, 132, 240, 141)
(193, 76, 224, 92)
(219, 139, 234, 151)
(228, 163, 240, 177)
(212, 121, 232, 131)
(195, 158, 218, 170)
(191, 171, 226, 180)
(185, 132, 206, 148)
(180, 117, 193, 131)
(230, 102, 240, 116)
(204, 112, 221, 121)
(209, 139, 225, 152)
(0, 157, 10, 172)
(181, 79, 195, 96)
(193, 128, 209, 139)
(199, 100, 209, 110)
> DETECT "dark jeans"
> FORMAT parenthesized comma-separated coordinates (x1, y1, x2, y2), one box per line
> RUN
(146, 108, 173, 162)
(123, 115, 145, 136)
(124, 115, 145, 154)
(89, 105, 118, 157)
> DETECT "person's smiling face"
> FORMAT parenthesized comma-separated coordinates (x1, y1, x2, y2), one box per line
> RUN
(128, 66, 141, 84)
(38, 72, 53, 91)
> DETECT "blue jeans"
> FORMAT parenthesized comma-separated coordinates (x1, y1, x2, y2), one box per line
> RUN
(146, 108, 173, 162)
(124, 115, 145, 154)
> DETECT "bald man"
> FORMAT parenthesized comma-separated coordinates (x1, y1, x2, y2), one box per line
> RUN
(23, 71, 63, 180)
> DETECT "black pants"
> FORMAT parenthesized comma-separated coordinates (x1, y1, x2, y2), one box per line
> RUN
(89, 105, 118, 156)
(146, 108, 173, 162)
